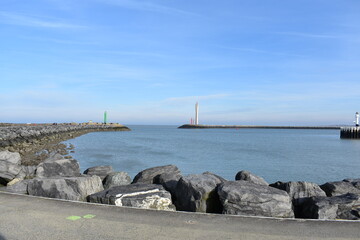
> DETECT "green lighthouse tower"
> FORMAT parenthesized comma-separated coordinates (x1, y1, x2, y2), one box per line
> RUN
(104, 111, 107, 124)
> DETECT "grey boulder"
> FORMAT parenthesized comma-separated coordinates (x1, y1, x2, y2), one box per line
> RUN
(28, 176, 103, 201)
(270, 181, 326, 218)
(21, 165, 37, 179)
(235, 170, 268, 186)
(301, 193, 360, 220)
(217, 180, 294, 218)
(88, 183, 174, 211)
(83, 165, 114, 180)
(175, 172, 225, 213)
(103, 172, 131, 189)
(270, 181, 326, 201)
(320, 180, 360, 197)
(36, 158, 81, 178)
(132, 165, 180, 184)
(0, 151, 22, 184)
(5, 179, 33, 194)
(154, 172, 182, 198)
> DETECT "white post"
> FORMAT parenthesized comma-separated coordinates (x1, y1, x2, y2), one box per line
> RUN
(195, 102, 199, 125)
(355, 112, 359, 127)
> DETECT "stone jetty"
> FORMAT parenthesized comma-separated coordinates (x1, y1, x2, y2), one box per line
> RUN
(178, 124, 340, 129)
(0, 123, 130, 165)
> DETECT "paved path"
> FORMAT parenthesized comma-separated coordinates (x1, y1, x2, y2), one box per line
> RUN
(0, 192, 359, 240)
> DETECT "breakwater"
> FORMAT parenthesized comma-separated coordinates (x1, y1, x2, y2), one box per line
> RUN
(178, 124, 340, 129)
(0, 123, 130, 165)
(340, 127, 360, 139)
(1, 149, 360, 220)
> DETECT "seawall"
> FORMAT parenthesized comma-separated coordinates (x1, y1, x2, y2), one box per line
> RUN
(178, 124, 341, 129)
(0, 123, 130, 165)
(340, 127, 360, 139)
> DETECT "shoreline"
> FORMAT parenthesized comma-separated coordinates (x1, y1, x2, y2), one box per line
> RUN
(1, 124, 360, 221)
(0, 123, 130, 165)
(178, 124, 341, 129)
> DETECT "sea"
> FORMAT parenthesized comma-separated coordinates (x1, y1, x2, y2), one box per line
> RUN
(64, 125, 360, 184)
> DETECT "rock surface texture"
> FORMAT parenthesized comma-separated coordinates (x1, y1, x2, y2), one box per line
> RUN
(301, 193, 360, 220)
(5, 179, 33, 194)
(36, 158, 81, 178)
(235, 170, 269, 186)
(0, 151, 23, 184)
(103, 172, 132, 189)
(28, 176, 103, 201)
(88, 183, 174, 211)
(132, 165, 180, 184)
(320, 180, 360, 197)
(154, 172, 182, 199)
(217, 180, 294, 218)
(270, 181, 326, 218)
(84, 165, 114, 180)
(175, 172, 225, 213)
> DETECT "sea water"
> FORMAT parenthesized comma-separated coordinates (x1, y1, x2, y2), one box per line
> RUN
(64, 125, 360, 184)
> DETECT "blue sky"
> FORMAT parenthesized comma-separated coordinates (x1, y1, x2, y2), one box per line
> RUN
(1, 0, 359, 125)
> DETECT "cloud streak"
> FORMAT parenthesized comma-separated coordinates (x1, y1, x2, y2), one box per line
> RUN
(276, 31, 341, 39)
(219, 46, 304, 57)
(0, 11, 86, 29)
(99, 0, 198, 16)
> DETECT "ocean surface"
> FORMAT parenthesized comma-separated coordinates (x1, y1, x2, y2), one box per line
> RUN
(64, 125, 360, 184)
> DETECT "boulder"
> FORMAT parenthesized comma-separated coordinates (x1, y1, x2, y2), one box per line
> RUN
(103, 172, 131, 189)
(154, 172, 182, 198)
(28, 176, 103, 201)
(320, 180, 360, 197)
(132, 165, 180, 184)
(270, 181, 326, 218)
(0, 151, 22, 184)
(301, 193, 360, 220)
(36, 158, 80, 178)
(270, 181, 326, 201)
(83, 165, 113, 180)
(235, 170, 268, 186)
(21, 165, 37, 179)
(88, 183, 174, 211)
(217, 180, 294, 218)
(5, 179, 33, 194)
(44, 152, 64, 162)
(174, 172, 225, 213)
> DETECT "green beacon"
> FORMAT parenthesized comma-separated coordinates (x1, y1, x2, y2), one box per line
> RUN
(104, 111, 107, 124)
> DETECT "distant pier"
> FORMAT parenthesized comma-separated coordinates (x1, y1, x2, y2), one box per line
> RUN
(178, 124, 340, 130)
(340, 127, 360, 139)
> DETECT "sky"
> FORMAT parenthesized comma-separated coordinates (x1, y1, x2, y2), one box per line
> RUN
(1, 0, 360, 125)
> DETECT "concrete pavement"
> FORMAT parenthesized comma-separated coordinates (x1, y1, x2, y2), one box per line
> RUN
(0, 191, 359, 240)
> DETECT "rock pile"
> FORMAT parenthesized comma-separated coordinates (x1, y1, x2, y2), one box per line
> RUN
(1, 150, 360, 220)
(0, 124, 130, 165)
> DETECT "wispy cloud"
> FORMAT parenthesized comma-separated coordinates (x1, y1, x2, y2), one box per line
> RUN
(219, 46, 304, 57)
(99, 0, 198, 16)
(276, 31, 341, 39)
(20, 36, 97, 45)
(0, 11, 86, 29)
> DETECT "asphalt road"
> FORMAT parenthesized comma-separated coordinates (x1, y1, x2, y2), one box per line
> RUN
(0, 191, 359, 240)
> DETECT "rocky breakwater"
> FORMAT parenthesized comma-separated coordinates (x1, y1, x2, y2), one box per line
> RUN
(0, 123, 130, 165)
(2, 153, 360, 221)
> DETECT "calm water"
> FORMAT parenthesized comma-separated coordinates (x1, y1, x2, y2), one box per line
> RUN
(64, 125, 360, 184)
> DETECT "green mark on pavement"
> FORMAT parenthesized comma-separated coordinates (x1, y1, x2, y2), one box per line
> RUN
(66, 216, 82, 221)
(66, 214, 96, 221)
